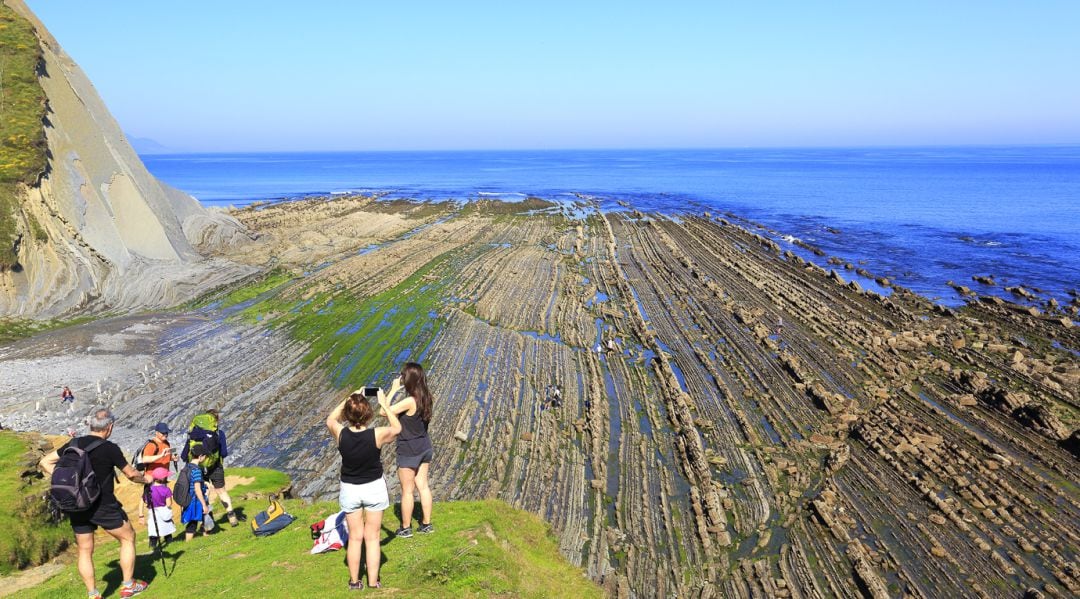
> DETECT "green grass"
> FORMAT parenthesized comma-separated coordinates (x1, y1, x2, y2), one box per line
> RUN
(25, 470, 601, 598)
(231, 251, 455, 390)
(0, 315, 96, 346)
(0, 432, 70, 574)
(0, 4, 48, 269)
(226, 467, 293, 499)
(214, 268, 295, 309)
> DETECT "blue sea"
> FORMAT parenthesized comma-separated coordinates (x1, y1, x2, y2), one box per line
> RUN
(142, 147, 1080, 306)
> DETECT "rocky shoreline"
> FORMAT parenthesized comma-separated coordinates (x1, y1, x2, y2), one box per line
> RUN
(1, 196, 1077, 597)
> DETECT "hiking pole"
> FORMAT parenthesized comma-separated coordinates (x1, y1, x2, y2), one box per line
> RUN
(143, 482, 170, 577)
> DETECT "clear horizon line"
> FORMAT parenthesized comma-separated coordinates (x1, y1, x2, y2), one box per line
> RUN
(136, 141, 1080, 156)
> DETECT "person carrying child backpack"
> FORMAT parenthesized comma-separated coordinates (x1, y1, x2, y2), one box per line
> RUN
(141, 468, 176, 549)
(181, 409, 239, 527)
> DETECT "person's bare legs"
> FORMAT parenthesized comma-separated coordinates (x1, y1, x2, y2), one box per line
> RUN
(104, 521, 137, 584)
(74, 532, 96, 593)
(345, 510, 364, 584)
(398, 467, 416, 529)
(364, 509, 384, 585)
(415, 462, 433, 525)
(213, 487, 233, 512)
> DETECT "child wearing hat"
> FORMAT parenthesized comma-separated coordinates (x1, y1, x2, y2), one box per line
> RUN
(142, 467, 176, 549)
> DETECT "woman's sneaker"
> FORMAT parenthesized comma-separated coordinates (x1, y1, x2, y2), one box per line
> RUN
(418, 522, 435, 534)
(394, 526, 413, 538)
(348, 580, 363, 591)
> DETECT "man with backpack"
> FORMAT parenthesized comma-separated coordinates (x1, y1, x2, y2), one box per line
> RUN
(38, 408, 153, 599)
(140, 422, 176, 471)
(180, 409, 239, 527)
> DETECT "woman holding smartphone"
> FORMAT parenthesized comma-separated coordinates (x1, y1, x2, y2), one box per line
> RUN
(326, 379, 402, 591)
(387, 362, 435, 538)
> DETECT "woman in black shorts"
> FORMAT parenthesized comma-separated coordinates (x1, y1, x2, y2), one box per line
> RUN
(387, 362, 434, 538)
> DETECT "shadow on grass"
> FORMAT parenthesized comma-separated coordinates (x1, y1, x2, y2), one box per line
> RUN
(391, 502, 425, 530)
(102, 548, 177, 597)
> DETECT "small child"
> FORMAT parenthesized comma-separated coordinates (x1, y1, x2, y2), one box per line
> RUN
(181, 446, 213, 540)
(142, 467, 176, 549)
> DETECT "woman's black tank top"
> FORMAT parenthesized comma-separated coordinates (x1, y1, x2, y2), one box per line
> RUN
(399, 409, 429, 441)
(338, 428, 383, 484)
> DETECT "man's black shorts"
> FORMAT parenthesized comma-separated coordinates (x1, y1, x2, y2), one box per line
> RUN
(69, 499, 128, 534)
(205, 463, 226, 489)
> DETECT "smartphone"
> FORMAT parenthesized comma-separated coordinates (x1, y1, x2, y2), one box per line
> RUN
(362, 386, 380, 398)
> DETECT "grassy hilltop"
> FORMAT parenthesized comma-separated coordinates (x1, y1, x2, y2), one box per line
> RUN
(0, 431, 69, 574)
(0, 3, 48, 270)
(0, 432, 601, 598)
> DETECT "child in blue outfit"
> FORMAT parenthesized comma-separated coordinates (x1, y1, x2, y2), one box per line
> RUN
(181, 445, 213, 540)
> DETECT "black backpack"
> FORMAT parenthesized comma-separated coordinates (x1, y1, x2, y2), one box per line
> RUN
(172, 463, 195, 508)
(49, 439, 106, 512)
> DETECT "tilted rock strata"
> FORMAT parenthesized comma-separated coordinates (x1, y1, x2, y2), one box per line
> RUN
(0, 0, 251, 318)
(1, 202, 1076, 598)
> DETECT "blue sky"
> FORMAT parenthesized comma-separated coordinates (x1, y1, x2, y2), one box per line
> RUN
(26, 1, 1080, 152)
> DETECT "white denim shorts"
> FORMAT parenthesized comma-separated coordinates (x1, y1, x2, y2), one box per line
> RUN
(339, 477, 389, 513)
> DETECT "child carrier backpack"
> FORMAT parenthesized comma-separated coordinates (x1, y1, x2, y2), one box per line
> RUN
(182, 413, 221, 469)
(251, 497, 295, 537)
(49, 439, 106, 512)
(172, 463, 194, 508)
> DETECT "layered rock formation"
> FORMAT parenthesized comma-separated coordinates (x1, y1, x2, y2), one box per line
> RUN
(0, 0, 251, 318)
(3, 197, 1075, 597)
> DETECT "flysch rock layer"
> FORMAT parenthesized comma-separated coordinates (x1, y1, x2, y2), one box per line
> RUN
(3, 199, 1075, 598)
(0, 0, 252, 318)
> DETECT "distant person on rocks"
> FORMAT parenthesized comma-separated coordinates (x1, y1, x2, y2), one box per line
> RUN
(326, 384, 401, 591)
(139, 422, 176, 474)
(38, 408, 152, 599)
(141, 467, 176, 549)
(181, 445, 212, 541)
(60, 386, 75, 403)
(387, 362, 435, 538)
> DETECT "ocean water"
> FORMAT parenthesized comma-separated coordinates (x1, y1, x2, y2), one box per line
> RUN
(142, 147, 1080, 306)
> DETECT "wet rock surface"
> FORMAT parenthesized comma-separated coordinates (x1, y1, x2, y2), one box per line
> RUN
(1, 200, 1077, 597)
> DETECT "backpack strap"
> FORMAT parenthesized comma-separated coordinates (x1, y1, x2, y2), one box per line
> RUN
(81, 438, 107, 454)
(142, 439, 162, 458)
(78, 438, 118, 483)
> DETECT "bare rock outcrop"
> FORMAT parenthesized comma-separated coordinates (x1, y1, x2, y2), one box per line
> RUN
(0, 0, 251, 318)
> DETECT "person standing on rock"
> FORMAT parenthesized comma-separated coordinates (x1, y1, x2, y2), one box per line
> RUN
(326, 384, 401, 591)
(38, 408, 152, 599)
(387, 362, 435, 538)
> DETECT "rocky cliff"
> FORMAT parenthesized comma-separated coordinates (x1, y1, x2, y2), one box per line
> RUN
(0, 0, 251, 318)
